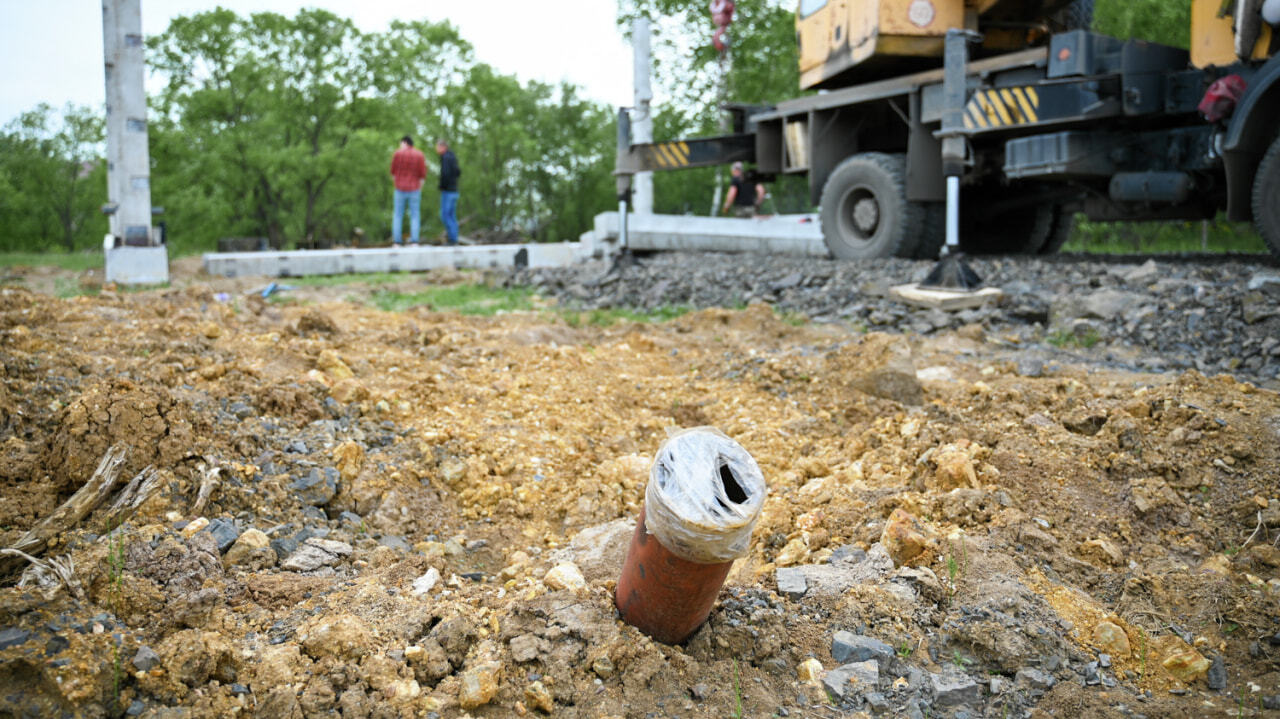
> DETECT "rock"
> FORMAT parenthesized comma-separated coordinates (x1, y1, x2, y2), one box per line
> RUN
(689, 682, 709, 700)
(132, 645, 161, 671)
(301, 615, 371, 660)
(525, 680, 554, 713)
(830, 632, 894, 666)
(318, 349, 354, 380)
(1162, 646, 1211, 683)
(880, 508, 931, 567)
(270, 537, 300, 561)
(1015, 358, 1045, 378)
(1092, 621, 1132, 659)
(0, 627, 31, 650)
(774, 536, 809, 567)
(544, 562, 587, 592)
(1207, 656, 1226, 690)
(775, 566, 807, 599)
(591, 655, 614, 679)
(405, 640, 451, 683)
(458, 661, 501, 709)
(1076, 289, 1146, 321)
(1078, 538, 1124, 566)
(833, 334, 923, 406)
(510, 634, 546, 663)
(1248, 272, 1280, 296)
(411, 568, 441, 596)
(1015, 668, 1055, 691)
(822, 660, 878, 699)
(297, 309, 340, 335)
(797, 657, 824, 683)
(930, 443, 978, 491)
(180, 517, 210, 538)
(1123, 260, 1160, 286)
(1242, 291, 1278, 324)
(332, 441, 364, 482)
(223, 528, 273, 568)
(378, 534, 411, 552)
(931, 670, 982, 707)
(282, 538, 353, 572)
(1129, 477, 1185, 515)
(291, 467, 339, 507)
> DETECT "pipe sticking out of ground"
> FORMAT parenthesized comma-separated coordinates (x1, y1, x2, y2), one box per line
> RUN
(615, 428, 766, 644)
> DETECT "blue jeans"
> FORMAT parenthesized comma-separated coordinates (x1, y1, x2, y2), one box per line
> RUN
(392, 189, 421, 244)
(440, 191, 459, 245)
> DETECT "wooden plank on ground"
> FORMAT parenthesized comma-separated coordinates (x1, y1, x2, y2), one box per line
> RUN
(889, 283, 1004, 311)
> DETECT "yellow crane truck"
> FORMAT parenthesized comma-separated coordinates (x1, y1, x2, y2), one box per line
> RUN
(614, 0, 1280, 261)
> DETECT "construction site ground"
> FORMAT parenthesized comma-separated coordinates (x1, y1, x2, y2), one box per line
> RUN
(0, 256, 1278, 718)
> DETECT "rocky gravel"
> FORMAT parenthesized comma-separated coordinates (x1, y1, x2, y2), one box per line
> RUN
(510, 252, 1280, 387)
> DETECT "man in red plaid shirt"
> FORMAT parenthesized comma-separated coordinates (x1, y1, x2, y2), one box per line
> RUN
(389, 136, 428, 244)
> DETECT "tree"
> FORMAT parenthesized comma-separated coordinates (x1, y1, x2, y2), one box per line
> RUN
(0, 104, 106, 252)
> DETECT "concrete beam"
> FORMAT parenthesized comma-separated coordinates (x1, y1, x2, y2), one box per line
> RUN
(592, 212, 828, 257)
(202, 242, 593, 279)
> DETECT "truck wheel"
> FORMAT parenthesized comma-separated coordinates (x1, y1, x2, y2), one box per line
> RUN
(1254, 135, 1280, 260)
(1038, 206, 1076, 255)
(820, 153, 926, 259)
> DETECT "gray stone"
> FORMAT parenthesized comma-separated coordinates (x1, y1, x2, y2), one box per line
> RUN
(1242, 292, 1278, 324)
(1098, 653, 1111, 668)
(1016, 358, 1045, 378)
(1264, 695, 1280, 710)
(291, 467, 338, 506)
(931, 670, 982, 707)
(1015, 667, 1056, 690)
(1075, 289, 1146, 321)
(989, 676, 1010, 695)
(228, 401, 255, 419)
(294, 526, 329, 543)
(864, 691, 890, 713)
(1248, 272, 1280, 297)
(1207, 656, 1226, 691)
(132, 645, 161, 671)
(1122, 260, 1160, 286)
(0, 627, 31, 650)
(204, 518, 241, 553)
(775, 567, 807, 600)
(126, 699, 146, 716)
(1084, 661, 1101, 685)
(282, 538, 353, 572)
(270, 537, 299, 560)
(822, 660, 879, 699)
(379, 534, 412, 552)
(831, 632, 894, 666)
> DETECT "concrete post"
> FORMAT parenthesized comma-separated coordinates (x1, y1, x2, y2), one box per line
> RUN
(103, 0, 168, 284)
(632, 17, 654, 215)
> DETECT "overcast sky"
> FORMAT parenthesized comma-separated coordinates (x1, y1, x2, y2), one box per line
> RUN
(0, 1, 636, 125)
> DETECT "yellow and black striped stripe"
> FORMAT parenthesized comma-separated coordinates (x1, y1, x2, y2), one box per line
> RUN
(642, 141, 692, 169)
(963, 86, 1040, 130)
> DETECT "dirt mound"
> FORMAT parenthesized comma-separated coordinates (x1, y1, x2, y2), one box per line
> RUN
(0, 279, 1276, 718)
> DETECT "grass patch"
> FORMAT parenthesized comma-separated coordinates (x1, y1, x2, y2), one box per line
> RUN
(0, 251, 104, 272)
(1047, 327, 1102, 349)
(1064, 215, 1267, 255)
(562, 305, 692, 327)
(371, 284, 537, 315)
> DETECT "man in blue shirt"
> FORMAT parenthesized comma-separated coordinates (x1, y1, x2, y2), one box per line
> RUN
(436, 140, 462, 245)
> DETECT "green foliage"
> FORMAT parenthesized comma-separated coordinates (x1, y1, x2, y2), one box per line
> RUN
(1093, 0, 1190, 48)
(0, 105, 108, 252)
(1047, 327, 1102, 349)
(1064, 214, 1266, 255)
(370, 284, 537, 314)
(0, 252, 104, 271)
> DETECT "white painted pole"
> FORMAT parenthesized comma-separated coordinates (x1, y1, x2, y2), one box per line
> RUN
(102, 0, 153, 246)
(632, 17, 654, 216)
(945, 176, 960, 254)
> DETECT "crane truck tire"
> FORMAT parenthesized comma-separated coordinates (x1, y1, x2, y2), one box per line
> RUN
(1037, 206, 1077, 255)
(819, 153, 930, 259)
(1253, 134, 1280, 259)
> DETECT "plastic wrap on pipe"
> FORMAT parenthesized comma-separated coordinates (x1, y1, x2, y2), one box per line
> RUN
(642, 427, 766, 563)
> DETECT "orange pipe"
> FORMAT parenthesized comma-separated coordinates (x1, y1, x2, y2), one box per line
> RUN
(614, 506, 735, 645)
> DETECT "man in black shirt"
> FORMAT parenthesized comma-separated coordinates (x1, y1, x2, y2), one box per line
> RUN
(720, 161, 765, 218)
(436, 139, 462, 245)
